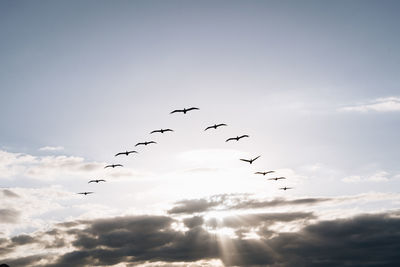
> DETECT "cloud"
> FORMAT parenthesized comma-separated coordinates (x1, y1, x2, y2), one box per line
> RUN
(25, 155, 102, 178)
(229, 197, 331, 210)
(217, 212, 315, 229)
(340, 97, 400, 113)
(168, 194, 333, 214)
(0, 189, 20, 198)
(0, 209, 20, 224)
(38, 146, 64, 152)
(0, 149, 140, 181)
(183, 216, 204, 229)
(168, 199, 220, 214)
(342, 171, 390, 183)
(2, 211, 400, 267)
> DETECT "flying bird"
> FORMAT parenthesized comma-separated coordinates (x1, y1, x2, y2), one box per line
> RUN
(226, 135, 249, 142)
(240, 156, 261, 164)
(104, 164, 123, 169)
(204, 123, 227, 131)
(268, 177, 286, 181)
(115, 150, 138, 157)
(77, 192, 94, 195)
(255, 171, 275, 176)
(88, 179, 106, 183)
(170, 107, 199, 114)
(279, 187, 293, 191)
(150, 129, 174, 134)
(135, 141, 157, 147)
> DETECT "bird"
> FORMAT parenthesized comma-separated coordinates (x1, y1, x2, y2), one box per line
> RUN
(88, 179, 106, 183)
(255, 171, 275, 175)
(150, 129, 174, 134)
(240, 156, 261, 164)
(226, 135, 249, 142)
(77, 192, 94, 195)
(135, 141, 157, 147)
(204, 123, 227, 131)
(104, 164, 123, 169)
(279, 187, 293, 191)
(115, 150, 138, 157)
(268, 177, 286, 181)
(170, 107, 199, 114)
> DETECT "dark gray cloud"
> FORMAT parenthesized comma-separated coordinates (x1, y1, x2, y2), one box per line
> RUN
(1, 189, 20, 198)
(168, 194, 333, 214)
(0, 208, 20, 224)
(230, 197, 331, 210)
(168, 199, 221, 214)
(267, 212, 400, 267)
(218, 212, 315, 229)
(2, 255, 50, 267)
(49, 211, 400, 266)
(2, 208, 400, 267)
(10, 234, 36, 246)
(183, 216, 204, 228)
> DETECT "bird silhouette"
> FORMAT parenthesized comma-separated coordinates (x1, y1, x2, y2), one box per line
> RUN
(150, 129, 174, 134)
(115, 150, 138, 157)
(255, 171, 275, 175)
(170, 107, 199, 114)
(88, 179, 106, 183)
(204, 123, 227, 131)
(279, 187, 292, 190)
(104, 164, 123, 169)
(226, 135, 249, 142)
(268, 177, 286, 181)
(240, 156, 261, 164)
(77, 192, 94, 195)
(135, 141, 157, 147)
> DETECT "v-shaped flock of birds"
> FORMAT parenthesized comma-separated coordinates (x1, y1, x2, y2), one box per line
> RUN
(78, 107, 292, 196)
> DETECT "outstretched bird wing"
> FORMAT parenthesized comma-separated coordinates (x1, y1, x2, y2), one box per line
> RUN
(255, 172, 264, 175)
(240, 158, 251, 163)
(148, 141, 157, 144)
(238, 135, 250, 139)
(104, 165, 113, 169)
(277, 177, 286, 180)
(114, 152, 124, 157)
(98, 179, 106, 182)
(170, 109, 183, 114)
(88, 180, 95, 183)
(204, 126, 213, 131)
(252, 156, 261, 162)
(226, 137, 236, 142)
(128, 150, 138, 154)
(150, 130, 162, 134)
(114, 164, 123, 167)
(135, 142, 145, 146)
(216, 123, 227, 127)
(186, 107, 200, 111)
(164, 129, 174, 132)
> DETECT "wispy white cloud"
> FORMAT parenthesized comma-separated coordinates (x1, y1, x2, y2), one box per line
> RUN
(342, 171, 390, 183)
(39, 146, 64, 151)
(0, 149, 141, 181)
(339, 97, 400, 113)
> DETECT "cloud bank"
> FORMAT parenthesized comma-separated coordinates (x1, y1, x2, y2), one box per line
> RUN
(340, 97, 400, 113)
(1, 210, 400, 267)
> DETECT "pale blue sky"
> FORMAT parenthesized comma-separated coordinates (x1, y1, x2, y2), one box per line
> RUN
(0, 0, 400, 237)
(1, 2, 400, 266)
(1, 0, 399, 167)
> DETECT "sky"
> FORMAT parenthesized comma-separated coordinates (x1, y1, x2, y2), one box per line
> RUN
(1, 1, 400, 266)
